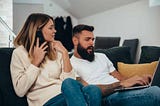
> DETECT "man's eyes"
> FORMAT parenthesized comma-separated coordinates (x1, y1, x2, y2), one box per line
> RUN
(85, 38, 94, 41)
(85, 38, 90, 41)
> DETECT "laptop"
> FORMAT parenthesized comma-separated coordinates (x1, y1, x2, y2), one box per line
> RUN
(114, 58, 160, 92)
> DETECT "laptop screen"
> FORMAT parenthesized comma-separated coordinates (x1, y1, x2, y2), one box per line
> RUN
(151, 58, 160, 87)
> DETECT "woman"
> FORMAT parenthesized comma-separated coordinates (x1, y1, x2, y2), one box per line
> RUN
(10, 13, 101, 106)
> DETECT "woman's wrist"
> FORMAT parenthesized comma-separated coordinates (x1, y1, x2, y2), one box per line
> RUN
(31, 60, 40, 67)
(62, 48, 68, 55)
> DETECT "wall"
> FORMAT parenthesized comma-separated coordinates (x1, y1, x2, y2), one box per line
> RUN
(43, 0, 77, 26)
(13, 0, 78, 34)
(78, 0, 160, 61)
(13, 3, 43, 34)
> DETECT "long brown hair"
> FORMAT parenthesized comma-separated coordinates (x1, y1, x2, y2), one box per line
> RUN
(14, 13, 56, 61)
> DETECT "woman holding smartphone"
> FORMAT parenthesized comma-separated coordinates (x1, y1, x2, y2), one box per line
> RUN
(10, 13, 101, 106)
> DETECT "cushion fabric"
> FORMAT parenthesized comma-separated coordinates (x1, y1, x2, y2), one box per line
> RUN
(0, 91, 2, 106)
(0, 48, 28, 106)
(139, 46, 160, 63)
(118, 61, 158, 78)
(95, 46, 132, 69)
(94, 37, 120, 49)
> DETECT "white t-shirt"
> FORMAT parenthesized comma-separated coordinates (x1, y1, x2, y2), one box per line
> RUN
(70, 53, 119, 85)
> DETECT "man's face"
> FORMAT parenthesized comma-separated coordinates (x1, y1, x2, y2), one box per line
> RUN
(77, 43, 95, 62)
(76, 30, 95, 62)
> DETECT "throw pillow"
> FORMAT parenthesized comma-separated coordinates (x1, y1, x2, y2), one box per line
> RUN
(118, 61, 158, 78)
(139, 46, 160, 63)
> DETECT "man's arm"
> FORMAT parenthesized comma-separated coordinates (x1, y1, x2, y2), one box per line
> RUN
(76, 77, 123, 96)
(97, 73, 151, 97)
(110, 70, 152, 87)
(76, 77, 88, 86)
(76, 74, 152, 97)
(97, 82, 123, 96)
(110, 70, 126, 81)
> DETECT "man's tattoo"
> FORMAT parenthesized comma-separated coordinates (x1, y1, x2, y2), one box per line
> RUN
(76, 77, 123, 96)
(97, 82, 123, 96)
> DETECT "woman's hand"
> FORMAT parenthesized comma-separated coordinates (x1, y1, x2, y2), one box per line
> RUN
(52, 40, 68, 54)
(31, 38, 48, 67)
(52, 40, 72, 72)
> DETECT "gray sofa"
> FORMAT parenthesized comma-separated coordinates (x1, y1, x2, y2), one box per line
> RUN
(0, 46, 160, 106)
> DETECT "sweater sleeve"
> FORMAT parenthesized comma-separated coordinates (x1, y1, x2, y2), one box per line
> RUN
(57, 52, 76, 80)
(10, 49, 40, 97)
(60, 68, 76, 80)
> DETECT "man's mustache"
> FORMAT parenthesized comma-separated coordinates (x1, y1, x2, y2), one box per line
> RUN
(87, 46, 94, 50)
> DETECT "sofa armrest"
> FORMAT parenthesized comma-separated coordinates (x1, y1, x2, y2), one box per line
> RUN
(0, 48, 28, 106)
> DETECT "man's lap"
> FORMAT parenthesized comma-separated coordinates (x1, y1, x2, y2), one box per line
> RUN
(104, 86, 160, 106)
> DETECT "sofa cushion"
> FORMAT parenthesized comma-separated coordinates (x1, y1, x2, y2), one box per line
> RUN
(118, 61, 158, 78)
(94, 37, 121, 49)
(139, 46, 160, 63)
(0, 48, 28, 106)
(95, 46, 132, 69)
(0, 91, 2, 106)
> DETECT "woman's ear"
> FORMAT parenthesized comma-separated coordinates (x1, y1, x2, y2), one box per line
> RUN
(72, 37, 78, 46)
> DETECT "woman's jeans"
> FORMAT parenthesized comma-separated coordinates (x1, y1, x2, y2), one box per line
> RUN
(104, 86, 160, 106)
(44, 78, 102, 106)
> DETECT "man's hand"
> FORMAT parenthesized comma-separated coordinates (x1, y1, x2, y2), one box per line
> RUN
(120, 74, 152, 88)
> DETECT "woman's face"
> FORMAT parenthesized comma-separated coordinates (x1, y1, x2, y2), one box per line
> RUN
(41, 19, 56, 42)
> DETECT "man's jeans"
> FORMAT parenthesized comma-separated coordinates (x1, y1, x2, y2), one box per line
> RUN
(44, 78, 102, 106)
(104, 86, 160, 106)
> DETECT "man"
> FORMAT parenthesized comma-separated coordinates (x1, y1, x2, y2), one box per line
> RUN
(70, 24, 160, 106)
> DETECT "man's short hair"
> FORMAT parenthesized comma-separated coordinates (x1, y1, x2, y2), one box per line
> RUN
(72, 24, 94, 37)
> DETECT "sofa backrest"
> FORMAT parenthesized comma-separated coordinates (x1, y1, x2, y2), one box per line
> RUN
(139, 46, 160, 63)
(94, 37, 121, 49)
(0, 48, 28, 106)
(70, 46, 132, 70)
(122, 39, 139, 63)
(95, 46, 132, 69)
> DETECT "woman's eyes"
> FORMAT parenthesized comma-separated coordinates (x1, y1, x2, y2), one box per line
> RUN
(49, 25, 55, 29)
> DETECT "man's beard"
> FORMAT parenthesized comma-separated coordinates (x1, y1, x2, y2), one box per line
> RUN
(77, 43, 95, 62)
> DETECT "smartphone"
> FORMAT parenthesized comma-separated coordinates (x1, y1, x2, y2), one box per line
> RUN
(35, 30, 45, 46)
